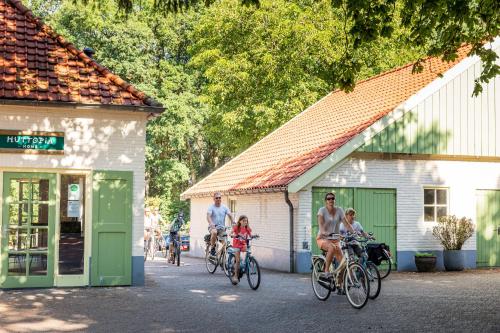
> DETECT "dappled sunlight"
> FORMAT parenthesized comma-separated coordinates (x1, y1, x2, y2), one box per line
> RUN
(217, 294, 240, 303)
(190, 289, 207, 294)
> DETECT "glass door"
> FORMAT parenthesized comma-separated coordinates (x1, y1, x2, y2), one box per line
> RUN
(1, 172, 56, 288)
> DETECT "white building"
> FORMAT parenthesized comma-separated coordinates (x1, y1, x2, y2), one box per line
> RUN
(0, 0, 163, 288)
(182, 41, 500, 272)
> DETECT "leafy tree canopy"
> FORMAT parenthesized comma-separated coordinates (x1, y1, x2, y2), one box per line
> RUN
(75, 0, 499, 95)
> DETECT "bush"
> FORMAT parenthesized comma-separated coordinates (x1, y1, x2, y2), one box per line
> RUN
(432, 215, 474, 251)
(415, 252, 435, 257)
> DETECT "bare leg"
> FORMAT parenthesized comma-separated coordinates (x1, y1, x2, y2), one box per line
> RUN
(210, 229, 217, 248)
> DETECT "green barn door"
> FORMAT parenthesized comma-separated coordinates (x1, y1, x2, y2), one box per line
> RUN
(1, 173, 56, 288)
(91, 171, 133, 286)
(311, 188, 353, 255)
(354, 189, 397, 268)
(476, 190, 500, 267)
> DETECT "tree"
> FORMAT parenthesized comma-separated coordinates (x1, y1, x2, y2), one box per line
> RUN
(190, 0, 420, 156)
(76, 0, 499, 95)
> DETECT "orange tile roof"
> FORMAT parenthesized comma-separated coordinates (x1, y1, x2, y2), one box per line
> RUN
(183, 46, 471, 198)
(0, 0, 162, 109)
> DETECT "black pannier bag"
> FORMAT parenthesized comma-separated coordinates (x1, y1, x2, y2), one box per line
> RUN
(366, 243, 389, 265)
(204, 234, 211, 243)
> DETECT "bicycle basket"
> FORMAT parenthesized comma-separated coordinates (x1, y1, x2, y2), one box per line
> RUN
(366, 243, 385, 265)
(204, 234, 211, 243)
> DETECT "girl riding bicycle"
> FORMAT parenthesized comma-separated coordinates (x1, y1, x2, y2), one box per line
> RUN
(230, 215, 252, 285)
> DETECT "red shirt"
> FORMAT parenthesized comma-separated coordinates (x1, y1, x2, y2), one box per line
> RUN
(232, 226, 252, 249)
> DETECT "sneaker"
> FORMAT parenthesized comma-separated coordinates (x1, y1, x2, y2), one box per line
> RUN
(231, 275, 238, 285)
(319, 272, 333, 280)
(210, 247, 216, 256)
(337, 287, 345, 295)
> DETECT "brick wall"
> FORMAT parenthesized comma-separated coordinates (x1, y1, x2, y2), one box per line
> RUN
(312, 157, 500, 251)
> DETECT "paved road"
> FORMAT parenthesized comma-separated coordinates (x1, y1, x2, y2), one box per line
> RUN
(0, 256, 499, 333)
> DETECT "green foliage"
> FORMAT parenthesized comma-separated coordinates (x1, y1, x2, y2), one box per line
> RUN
(190, 0, 419, 156)
(414, 252, 436, 257)
(432, 215, 475, 251)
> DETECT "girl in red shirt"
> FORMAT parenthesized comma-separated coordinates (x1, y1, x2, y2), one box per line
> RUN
(231, 215, 252, 284)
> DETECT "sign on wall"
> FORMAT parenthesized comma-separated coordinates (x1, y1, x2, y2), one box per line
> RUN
(0, 130, 64, 154)
(67, 184, 81, 218)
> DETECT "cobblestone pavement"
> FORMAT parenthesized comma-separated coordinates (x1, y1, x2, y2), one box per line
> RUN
(0, 256, 499, 333)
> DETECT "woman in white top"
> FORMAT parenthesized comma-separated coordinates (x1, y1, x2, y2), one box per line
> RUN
(316, 192, 345, 278)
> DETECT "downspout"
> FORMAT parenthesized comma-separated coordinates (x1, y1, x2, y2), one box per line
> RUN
(285, 190, 294, 273)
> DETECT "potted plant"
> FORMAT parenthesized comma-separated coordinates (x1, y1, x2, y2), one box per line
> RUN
(414, 252, 437, 272)
(432, 215, 474, 271)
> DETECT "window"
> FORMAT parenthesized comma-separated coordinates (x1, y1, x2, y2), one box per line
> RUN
(229, 199, 237, 216)
(424, 188, 448, 222)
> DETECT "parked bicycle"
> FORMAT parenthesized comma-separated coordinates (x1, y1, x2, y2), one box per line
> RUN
(227, 235, 261, 290)
(169, 232, 181, 266)
(311, 233, 370, 309)
(204, 226, 231, 276)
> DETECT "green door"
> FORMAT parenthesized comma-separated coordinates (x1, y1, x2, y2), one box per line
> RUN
(354, 188, 397, 268)
(311, 188, 353, 255)
(1, 172, 56, 288)
(311, 187, 397, 267)
(91, 171, 133, 286)
(476, 190, 500, 267)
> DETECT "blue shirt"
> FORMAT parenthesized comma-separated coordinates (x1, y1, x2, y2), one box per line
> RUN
(340, 221, 364, 236)
(207, 204, 231, 229)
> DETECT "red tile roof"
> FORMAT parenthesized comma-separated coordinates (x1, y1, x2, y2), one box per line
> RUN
(182, 46, 471, 198)
(0, 0, 162, 109)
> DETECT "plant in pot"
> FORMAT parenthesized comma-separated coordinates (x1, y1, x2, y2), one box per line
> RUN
(432, 215, 474, 271)
(414, 252, 437, 272)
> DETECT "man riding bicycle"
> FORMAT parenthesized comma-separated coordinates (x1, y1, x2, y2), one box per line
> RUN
(169, 211, 185, 263)
(207, 192, 234, 256)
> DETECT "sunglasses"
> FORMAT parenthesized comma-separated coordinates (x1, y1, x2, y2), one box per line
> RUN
(215, 197, 221, 199)
(326, 197, 335, 201)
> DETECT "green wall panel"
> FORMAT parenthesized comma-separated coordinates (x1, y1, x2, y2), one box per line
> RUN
(476, 190, 500, 267)
(311, 187, 397, 268)
(358, 70, 498, 157)
(91, 171, 133, 286)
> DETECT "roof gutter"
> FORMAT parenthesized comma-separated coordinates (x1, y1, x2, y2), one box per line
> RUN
(284, 190, 295, 273)
(0, 99, 165, 113)
(181, 186, 287, 200)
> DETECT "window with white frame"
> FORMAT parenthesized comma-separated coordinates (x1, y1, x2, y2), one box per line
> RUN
(423, 188, 448, 222)
(229, 199, 237, 217)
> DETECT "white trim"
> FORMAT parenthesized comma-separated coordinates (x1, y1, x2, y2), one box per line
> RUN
(288, 39, 500, 193)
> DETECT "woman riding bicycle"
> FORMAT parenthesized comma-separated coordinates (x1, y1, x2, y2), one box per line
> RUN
(230, 215, 252, 285)
(316, 193, 345, 286)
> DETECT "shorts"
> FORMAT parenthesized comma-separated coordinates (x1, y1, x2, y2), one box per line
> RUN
(316, 238, 341, 252)
(208, 227, 227, 240)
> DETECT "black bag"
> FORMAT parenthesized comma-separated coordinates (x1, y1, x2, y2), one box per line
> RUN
(366, 243, 387, 265)
(204, 234, 211, 243)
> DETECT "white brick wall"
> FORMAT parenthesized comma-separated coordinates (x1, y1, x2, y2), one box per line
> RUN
(311, 157, 500, 251)
(0, 105, 147, 256)
(189, 192, 297, 270)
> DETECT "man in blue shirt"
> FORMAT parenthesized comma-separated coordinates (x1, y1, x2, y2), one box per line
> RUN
(207, 192, 234, 255)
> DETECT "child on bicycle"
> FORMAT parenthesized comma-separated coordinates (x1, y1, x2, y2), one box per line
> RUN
(230, 215, 252, 285)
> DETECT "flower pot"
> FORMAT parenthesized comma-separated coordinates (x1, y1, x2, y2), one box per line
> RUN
(443, 250, 464, 271)
(414, 256, 437, 272)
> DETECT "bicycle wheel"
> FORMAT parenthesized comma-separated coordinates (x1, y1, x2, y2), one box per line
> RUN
(366, 262, 381, 299)
(344, 263, 369, 309)
(221, 249, 230, 277)
(378, 250, 392, 279)
(176, 242, 181, 266)
(311, 258, 331, 301)
(205, 245, 217, 274)
(143, 240, 148, 262)
(151, 239, 156, 260)
(227, 253, 237, 284)
(247, 257, 261, 290)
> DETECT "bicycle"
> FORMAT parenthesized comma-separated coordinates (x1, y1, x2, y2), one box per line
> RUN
(355, 234, 381, 300)
(169, 232, 181, 266)
(366, 242, 393, 279)
(144, 229, 153, 262)
(311, 233, 370, 309)
(227, 235, 261, 290)
(204, 227, 231, 276)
